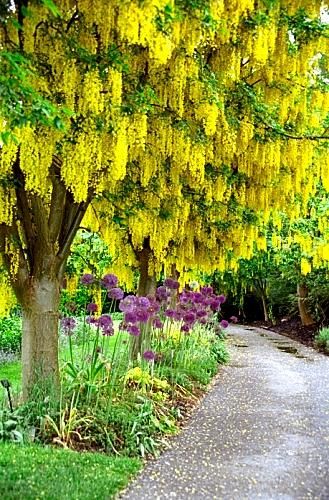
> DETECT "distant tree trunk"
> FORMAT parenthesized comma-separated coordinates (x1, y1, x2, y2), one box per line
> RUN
(260, 293, 269, 322)
(131, 237, 156, 358)
(297, 283, 315, 326)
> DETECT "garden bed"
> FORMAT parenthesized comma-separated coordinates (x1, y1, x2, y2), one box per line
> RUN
(250, 319, 329, 354)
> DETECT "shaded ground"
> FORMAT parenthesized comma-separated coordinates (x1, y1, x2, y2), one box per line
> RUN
(251, 318, 326, 353)
(121, 325, 329, 500)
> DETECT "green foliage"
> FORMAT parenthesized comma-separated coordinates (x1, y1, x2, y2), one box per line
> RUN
(211, 337, 230, 364)
(0, 443, 141, 500)
(0, 316, 21, 353)
(315, 328, 329, 353)
(0, 409, 23, 443)
(282, 8, 329, 47)
(0, 51, 69, 144)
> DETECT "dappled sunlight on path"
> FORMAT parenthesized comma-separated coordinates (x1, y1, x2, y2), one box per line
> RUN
(121, 325, 329, 500)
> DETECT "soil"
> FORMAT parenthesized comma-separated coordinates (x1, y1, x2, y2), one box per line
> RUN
(249, 318, 319, 349)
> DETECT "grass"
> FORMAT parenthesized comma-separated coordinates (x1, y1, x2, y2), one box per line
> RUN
(0, 443, 141, 500)
(0, 361, 21, 405)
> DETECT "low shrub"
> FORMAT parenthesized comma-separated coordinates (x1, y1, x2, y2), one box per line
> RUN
(0, 317, 21, 353)
(315, 327, 329, 353)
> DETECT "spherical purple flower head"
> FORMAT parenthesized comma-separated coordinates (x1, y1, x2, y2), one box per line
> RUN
(153, 317, 163, 329)
(86, 316, 97, 325)
(200, 286, 213, 295)
(61, 317, 76, 335)
(192, 292, 204, 304)
(101, 273, 118, 289)
(181, 323, 190, 333)
(80, 273, 95, 286)
(135, 308, 150, 323)
(124, 311, 138, 324)
(196, 309, 207, 318)
(119, 295, 136, 312)
(147, 301, 160, 315)
(179, 291, 189, 304)
(136, 296, 150, 308)
(108, 287, 124, 300)
(210, 298, 221, 312)
(164, 278, 179, 290)
(220, 319, 229, 329)
(173, 310, 183, 321)
(143, 350, 156, 361)
(98, 314, 113, 329)
(183, 311, 196, 324)
(218, 294, 226, 304)
(230, 315, 238, 323)
(86, 302, 98, 314)
(165, 308, 176, 319)
(102, 326, 115, 336)
(156, 286, 169, 301)
(127, 324, 140, 336)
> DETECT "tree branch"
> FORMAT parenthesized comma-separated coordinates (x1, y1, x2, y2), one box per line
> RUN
(48, 158, 67, 243)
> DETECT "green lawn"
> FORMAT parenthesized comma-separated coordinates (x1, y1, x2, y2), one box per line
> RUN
(0, 443, 141, 499)
(0, 362, 21, 405)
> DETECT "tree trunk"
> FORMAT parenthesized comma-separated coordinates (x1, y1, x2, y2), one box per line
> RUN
(137, 247, 156, 297)
(260, 293, 269, 322)
(297, 283, 315, 326)
(131, 239, 156, 359)
(21, 277, 61, 400)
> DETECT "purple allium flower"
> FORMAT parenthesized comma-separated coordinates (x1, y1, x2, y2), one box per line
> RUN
(153, 317, 163, 329)
(124, 311, 138, 324)
(218, 294, 226, 304)
(179, 292, 189, 304)
(230, 315, 238, 323)
(98, 314, 113, 329)
(183, 311, 196, 324)
(192, 292, 203, 303)
(61, 317, 76, 334)
(108, 287, 124, 300)
(196, 309, 207, 318)
(164, 278, 179, 290)
(87, 302, 98, 313)
(102, 327, 114, 336)
(80, 273, 95, 286)
(181, 323, 190, 333)
(86, 316, 97, 325)
(165, 308, 176, 319)
(220, 319, 229, 328)
(127, 324, 140, 336)
(210, 299, 221, 311)
(156, 286, 169, 300)
(173, 310, 183, 321)
(101, 273, 118, 289)
(147, 301, 160, 314)
(135, 309, 150, 323)
(143, 350, 156, 361)
(136, 296, 150, 308)
(119, 295, 136, 312)
(200, 286, 213, 295)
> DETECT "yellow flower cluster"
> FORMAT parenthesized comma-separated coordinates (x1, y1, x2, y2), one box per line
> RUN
(0, 0, 328, 293)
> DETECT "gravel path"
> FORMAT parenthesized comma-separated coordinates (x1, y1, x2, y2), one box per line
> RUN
(120, 325, 329, 500)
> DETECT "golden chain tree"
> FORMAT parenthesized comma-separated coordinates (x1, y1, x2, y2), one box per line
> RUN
(0, 0, 329, 397)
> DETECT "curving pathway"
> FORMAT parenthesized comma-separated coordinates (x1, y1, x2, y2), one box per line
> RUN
(121, 325, 329, 500)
